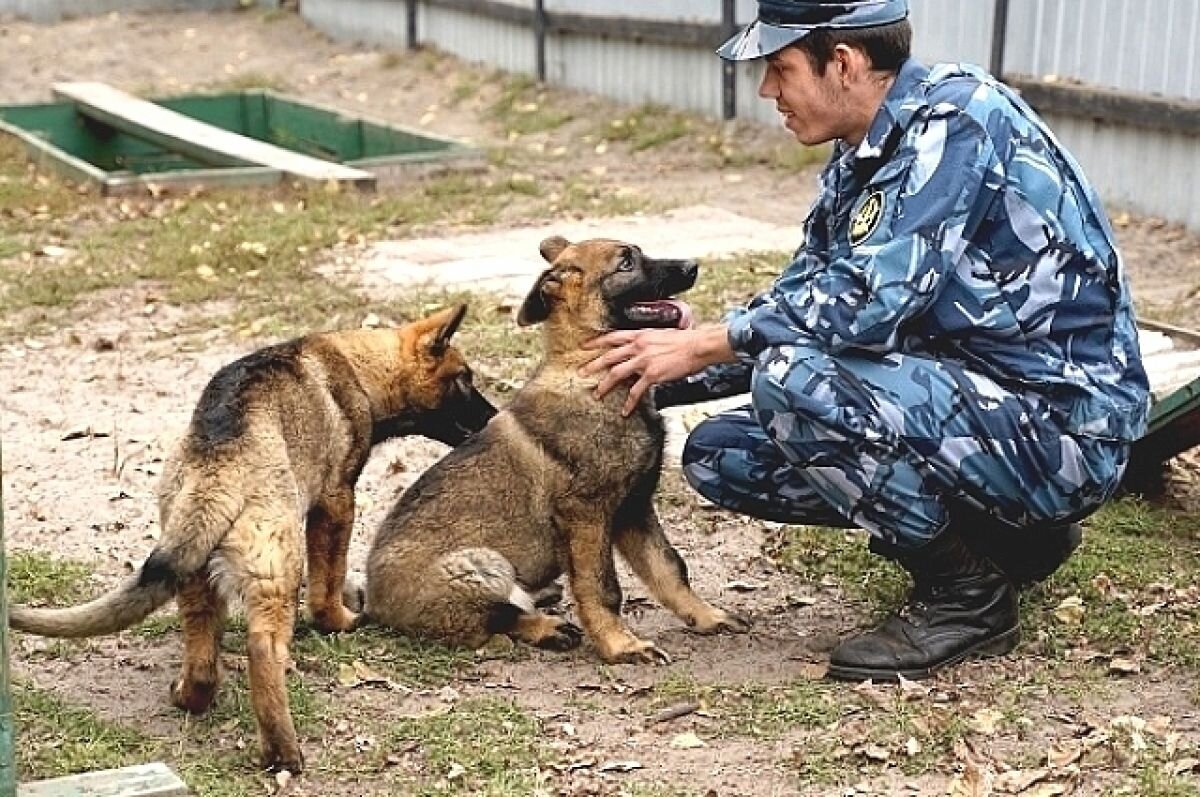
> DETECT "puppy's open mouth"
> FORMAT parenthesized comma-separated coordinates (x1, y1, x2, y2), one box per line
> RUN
(623, 299, 694, 330)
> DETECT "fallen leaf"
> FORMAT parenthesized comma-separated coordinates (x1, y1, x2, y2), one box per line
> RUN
(446, 763, 466, 780)
(859, 743, 890, 762)
(670, 732, 706, 749)
(722, 579, 766, 592)
(1053, 595, 1085, 625)
(598, 760, 642, 773)
(970, 708, 1005, 736)
(1108, 657, 1142, 676)
(1046, 742, 1083, 769)
(1171, 758, 1200, 775)
(1023, 785, 1067, 797)
(904, 737, 922, 757)
(947, 763, 993, 797)
(994, 768, 1049, 793)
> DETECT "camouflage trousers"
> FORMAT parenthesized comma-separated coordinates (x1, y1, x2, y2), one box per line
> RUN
(681, 345, 1129, 549)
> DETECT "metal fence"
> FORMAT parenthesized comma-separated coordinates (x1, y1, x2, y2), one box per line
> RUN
(299, 0, 1200, 230)
(4, 0, 1197, 228)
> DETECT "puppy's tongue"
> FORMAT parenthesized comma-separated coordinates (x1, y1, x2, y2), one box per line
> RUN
(626, 299, 693, 329)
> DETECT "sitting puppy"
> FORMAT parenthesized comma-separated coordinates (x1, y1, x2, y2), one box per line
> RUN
(363, 237, 748, 663)
(9, 305, 495, 773)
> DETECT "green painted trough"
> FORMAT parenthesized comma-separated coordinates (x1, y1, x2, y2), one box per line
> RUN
(0, 84, 477, 194)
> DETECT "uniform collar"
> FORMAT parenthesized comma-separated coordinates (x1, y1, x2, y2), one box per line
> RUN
(849, 58, 930, 164)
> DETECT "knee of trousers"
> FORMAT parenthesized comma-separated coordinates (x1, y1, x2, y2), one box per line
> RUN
(748, 344, 832, 438)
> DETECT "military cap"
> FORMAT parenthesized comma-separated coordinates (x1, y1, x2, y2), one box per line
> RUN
(717, 0, 910, 61)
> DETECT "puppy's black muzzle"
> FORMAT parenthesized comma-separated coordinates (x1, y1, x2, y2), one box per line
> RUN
(642, 258, 699, 299)
(372, 387, 498, 447)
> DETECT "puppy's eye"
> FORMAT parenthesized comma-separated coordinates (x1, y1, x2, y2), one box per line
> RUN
(617, 252, 635, 272)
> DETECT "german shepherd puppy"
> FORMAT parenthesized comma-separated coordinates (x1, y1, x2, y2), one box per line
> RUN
(364, 237, 748, 663)
(9, 305, 496, 773)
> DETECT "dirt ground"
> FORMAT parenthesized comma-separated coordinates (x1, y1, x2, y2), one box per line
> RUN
(1, 8, 1199, 797)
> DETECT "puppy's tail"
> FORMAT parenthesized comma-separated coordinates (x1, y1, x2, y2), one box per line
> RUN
(10, 485, 242, 638)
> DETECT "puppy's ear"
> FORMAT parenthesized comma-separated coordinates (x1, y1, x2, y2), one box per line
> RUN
(517, 269, 562, 327)
(539, 236, 570, 264)
(430, 303, 467, 353)
(415, 304, 467, 356)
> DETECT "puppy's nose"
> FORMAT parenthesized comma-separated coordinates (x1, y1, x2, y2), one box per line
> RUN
(681, 260, 699, 279)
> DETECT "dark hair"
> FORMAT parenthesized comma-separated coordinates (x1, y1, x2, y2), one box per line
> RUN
(796, 19, 912, 75)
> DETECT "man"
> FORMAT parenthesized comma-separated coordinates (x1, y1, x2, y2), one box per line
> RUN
(582, 0, 1149, 681)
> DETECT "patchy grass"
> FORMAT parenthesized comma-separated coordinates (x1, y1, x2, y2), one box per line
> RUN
(598, 104, 693, 152)
(292, 625, 476, 688)
(6, 550, 97, 606)
(13, 682, 263, 797)
(770, 526, 908, 617)
(1021, 498, 1200, 667)
(380, 697, 548, 795)
(0, 161, 654, 343)
(649, 669, 837, 740)
(770, 498, 1200, 667)
(488, 75, 574, 136)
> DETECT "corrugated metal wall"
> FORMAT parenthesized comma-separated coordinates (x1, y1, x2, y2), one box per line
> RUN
(301, 0, 1200, 227)
(421, 5, 537, 75)
(302, 0, 414, 49)
(0, 0, 238, 23)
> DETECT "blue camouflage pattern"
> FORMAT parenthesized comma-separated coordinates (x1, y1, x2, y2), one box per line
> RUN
(664, 59, 1149, 547)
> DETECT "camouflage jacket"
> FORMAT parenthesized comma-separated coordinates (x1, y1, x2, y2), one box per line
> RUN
(658, 59, 1149, 442)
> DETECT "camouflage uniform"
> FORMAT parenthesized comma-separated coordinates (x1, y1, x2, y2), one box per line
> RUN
(663, 60, 1150, 549)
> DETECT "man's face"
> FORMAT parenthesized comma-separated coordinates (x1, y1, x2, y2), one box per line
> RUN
(758, 45, 849, 146)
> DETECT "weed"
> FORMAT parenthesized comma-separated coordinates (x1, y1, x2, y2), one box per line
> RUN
(381, 698, 548, 795)
(6, 550, 96, 606)
(488, 75, 573, 136)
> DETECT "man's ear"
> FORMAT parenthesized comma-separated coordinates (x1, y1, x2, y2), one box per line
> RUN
(539, 236, 570, 264)
(517, 268, 562, 327)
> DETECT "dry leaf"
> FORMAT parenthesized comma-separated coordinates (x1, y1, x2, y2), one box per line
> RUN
(1108, 657, 1142, 676)
(1046, 742, 1083, 769)
(598, 760, 643, 773)
(1053, 595, 1085, 625)
(446, 763, 466, 780)
(1023, 785, 1067, 797)
(904, 737, 922, 757)
(670, 732, 707, 749)
(970, 708, 1005, 736)
(859, 743, 890, 762)
(722, 579, 766, 592)
(948, 763, 994, 797)
(994, 768, 1049, 793)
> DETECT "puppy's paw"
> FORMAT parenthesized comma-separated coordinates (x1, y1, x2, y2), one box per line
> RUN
(535, 619, 583, 652)
(601, 635, 671, 665)
(689, 607, 751, 635)
(170, 677, 218, 715)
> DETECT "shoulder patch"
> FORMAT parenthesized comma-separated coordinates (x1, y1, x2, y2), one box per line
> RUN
(849, 190, 885, 247)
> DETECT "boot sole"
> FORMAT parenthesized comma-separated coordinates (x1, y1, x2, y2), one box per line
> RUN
(825, 625, 1021, 682)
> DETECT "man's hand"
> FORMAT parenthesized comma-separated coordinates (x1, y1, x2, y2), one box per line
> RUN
(581, 324, 736, 416)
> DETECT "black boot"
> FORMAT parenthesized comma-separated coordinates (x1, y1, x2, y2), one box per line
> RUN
(965, 522, 1083, 589)
(828, 528, 1019, 681)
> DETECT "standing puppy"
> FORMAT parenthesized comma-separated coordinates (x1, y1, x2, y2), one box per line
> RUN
(9, 305, 496, 773)
(365, 238, 748, 663)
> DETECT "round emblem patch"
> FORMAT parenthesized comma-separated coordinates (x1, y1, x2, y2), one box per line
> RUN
(849, 190, 884, 247)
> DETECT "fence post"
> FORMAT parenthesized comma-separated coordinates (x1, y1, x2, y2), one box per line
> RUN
(534, 0, 547, 82)
(0, 439, 14, 797)
(990, 0, 1010, 79)
(405, 0, 418, 50)
(720, 0, 737, 119)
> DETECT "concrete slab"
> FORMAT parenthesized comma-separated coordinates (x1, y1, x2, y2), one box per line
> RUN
(355, 205, 801, 296)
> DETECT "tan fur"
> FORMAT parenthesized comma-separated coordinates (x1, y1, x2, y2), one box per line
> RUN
(9, 305, 493, 773)
(365, 238, 749, 663)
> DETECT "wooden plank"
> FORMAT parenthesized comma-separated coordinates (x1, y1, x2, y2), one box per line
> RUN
(52, 82, 374, 189)
(18, 763, 189, 797)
